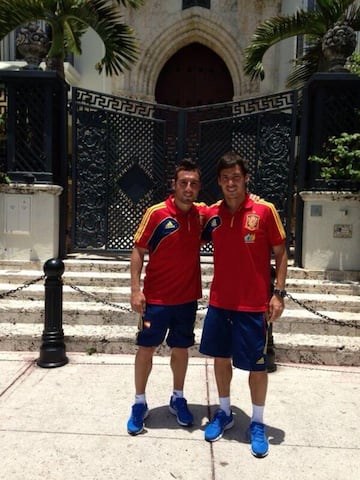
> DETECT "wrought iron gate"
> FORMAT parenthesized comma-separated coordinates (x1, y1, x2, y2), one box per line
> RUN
(71, 88, 298, 253)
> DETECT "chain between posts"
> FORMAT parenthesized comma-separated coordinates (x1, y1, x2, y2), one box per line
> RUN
(67, 283, 133, 312)
(285, 292, 359, 329)
(1, 276, 359, 329)
(0, 275, 45, 298)
(67, 283, 360, 329)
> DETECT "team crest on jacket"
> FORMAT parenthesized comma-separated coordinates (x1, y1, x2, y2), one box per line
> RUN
(245, 214, 260, 231)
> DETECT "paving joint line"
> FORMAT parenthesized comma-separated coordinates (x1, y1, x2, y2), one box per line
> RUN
(0, 360, 35, 398)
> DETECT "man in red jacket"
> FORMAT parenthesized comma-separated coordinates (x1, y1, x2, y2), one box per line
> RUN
(127, 158, 207, 435)
(200, 151, 288, 457)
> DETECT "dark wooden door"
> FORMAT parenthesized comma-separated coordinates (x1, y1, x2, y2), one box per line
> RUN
(155, 42, 234, 107)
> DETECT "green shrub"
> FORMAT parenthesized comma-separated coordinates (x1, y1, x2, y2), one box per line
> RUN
(309, 132, 360, 182)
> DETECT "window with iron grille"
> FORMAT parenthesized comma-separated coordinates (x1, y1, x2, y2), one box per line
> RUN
(182, 0, 210, 10)
(296, 0, 317, 60)
(0, 31, 17, 61)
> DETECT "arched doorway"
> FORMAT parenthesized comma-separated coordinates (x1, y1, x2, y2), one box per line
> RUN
(155, 43, 234, 107)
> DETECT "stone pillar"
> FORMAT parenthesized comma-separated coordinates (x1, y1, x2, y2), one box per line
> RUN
(300, 191, 360, 271)
(0, 184, 63, 263)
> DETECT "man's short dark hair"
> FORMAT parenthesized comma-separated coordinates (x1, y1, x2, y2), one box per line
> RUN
(217, 151, 249, 177)
(175, 158, 201, 181)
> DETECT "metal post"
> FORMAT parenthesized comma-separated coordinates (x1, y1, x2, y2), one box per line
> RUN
(37, 258, 68, 368)
(266, 324, 276, 373)
(267, 266, 277, 372)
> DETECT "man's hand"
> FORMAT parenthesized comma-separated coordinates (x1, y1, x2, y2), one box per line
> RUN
(249, 193, 261, 202)
(131, 290, 146, 314)
(268, 294, 285, 322)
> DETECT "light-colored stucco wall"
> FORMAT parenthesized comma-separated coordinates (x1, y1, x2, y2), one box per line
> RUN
(0, 185, 63, 263)
(73, 0, 302, 100)
(1, 1, 358, 99)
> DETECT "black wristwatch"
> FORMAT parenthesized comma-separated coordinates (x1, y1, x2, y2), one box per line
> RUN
(273, 288, 287, 298)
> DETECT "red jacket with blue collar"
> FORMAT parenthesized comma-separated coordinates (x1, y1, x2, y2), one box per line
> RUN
(202, 195, 286, 311)
(134, 195, 207, 305)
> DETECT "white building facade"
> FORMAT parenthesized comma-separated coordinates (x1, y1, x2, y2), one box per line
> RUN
(1, 0, 316, 102)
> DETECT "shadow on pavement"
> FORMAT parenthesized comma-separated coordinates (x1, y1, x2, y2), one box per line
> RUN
(137, 403, 285, 445)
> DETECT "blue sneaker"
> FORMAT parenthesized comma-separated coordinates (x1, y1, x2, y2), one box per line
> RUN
(127, 403, 149, 435)
(169, 396, 194, 426)
(248, 421, 269, 457)
(204, 409, 234, 442)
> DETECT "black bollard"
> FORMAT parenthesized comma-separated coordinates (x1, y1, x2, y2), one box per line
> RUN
(266, 323, 277, 373)
(266, 265, 277, 373)
(37, 258, 68, 368)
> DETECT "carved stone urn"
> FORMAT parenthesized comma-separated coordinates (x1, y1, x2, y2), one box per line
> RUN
(322, 21, 357, 72)
(16, 22, 50, 70)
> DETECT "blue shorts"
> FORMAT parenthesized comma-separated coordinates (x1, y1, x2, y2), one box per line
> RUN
(136, 301, 197, 348)
(199, 306, 268, 371)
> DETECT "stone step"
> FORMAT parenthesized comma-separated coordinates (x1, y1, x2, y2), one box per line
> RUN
(284, 278, 360, 295)
(1, 280, 360, 308)
(1, 264, 359, 295)
(284, 292, 360, 312)
(270, 332, 360, 367)
(272, 309, 360, 337)
(0, 269, 132, 287)
(2, 274, 359, 298)
(0, 257, 359, 367)
(0, 323, 358, 367)
(1, 299, 359, 337)
(1, 258, 360, 282)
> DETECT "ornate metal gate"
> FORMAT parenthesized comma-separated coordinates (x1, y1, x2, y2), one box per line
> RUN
(71, 88, 298, 252)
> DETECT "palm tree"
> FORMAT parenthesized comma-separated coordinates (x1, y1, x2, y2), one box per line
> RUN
(244, 0, 360, 89)
(0, 0, 144, 78)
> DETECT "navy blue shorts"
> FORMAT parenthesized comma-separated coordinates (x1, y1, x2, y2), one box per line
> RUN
(136, 301, 197, 348)
(199, 306, 268, 371)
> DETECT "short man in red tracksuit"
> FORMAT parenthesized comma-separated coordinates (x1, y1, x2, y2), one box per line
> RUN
(127, 158, 208, 435)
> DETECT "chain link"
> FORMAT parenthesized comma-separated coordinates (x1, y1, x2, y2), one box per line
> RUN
(69, 283, 210, 313)
(1, 275, 359, 330)
(62, 286, 360, 330)
(285, 292, 360, 329)
(67, 283, 133, 312)
(67, 284, 209, 312)
(0, 275, 45, 299)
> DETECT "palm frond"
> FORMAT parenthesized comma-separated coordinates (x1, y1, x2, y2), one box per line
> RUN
(0, 0, 142, 76)
(344, 3, 360, 30)
(244, 10, 319, 81)
(244, 0, 360, 86)
(286, 43, 324, 89)
(315, 0, 356, 23)
(64, 22, 83, 56)
(0, 0, 49, 39)
(77, 0, 139, 75)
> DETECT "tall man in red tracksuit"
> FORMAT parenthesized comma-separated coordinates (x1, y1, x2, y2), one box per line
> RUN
(200, 151, 288, 458)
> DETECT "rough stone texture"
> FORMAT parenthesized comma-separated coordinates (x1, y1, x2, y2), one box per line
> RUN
(116, 0, 288, 100)
(0, 258, 359, 365)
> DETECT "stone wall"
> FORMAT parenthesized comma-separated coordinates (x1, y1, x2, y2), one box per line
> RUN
(74, 0, 298, 99)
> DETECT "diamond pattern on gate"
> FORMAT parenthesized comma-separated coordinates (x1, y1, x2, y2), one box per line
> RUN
(117, 164, 154, 203)
(106, 111, 167, 250)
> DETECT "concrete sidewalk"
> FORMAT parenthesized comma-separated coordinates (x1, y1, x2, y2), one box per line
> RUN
(0, 352, 359, 480)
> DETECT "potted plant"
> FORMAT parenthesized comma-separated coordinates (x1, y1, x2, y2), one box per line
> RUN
(308, 132, 360, 192)
(0, 169, 9, 184)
